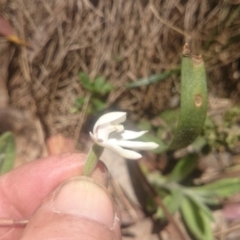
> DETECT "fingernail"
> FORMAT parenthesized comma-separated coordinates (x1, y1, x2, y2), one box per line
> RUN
(52, 177, 116, 228)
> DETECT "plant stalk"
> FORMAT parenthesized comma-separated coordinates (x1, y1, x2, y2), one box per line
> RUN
(83, 144, 104, 176)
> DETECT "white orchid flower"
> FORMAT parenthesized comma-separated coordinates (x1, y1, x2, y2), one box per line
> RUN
(89, 112, 159, 159)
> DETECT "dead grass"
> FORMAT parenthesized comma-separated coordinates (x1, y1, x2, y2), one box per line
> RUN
(1, 0, 240, 140)
(0, 1, 240, 238)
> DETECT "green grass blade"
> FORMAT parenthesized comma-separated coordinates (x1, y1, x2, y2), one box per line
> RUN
(79, 72, 93, 92)
(126, 69, 180, 88)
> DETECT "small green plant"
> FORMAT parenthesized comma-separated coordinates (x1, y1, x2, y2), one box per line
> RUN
(204, 106, 240, 152)
(144, 155, 240, 240)
(72, 72, 114, 114)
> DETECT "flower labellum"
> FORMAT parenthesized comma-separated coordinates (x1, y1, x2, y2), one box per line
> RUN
(90, 112, 159, 159)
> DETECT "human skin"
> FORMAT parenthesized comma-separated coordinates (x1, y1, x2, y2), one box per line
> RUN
(0, 153, 121, 240)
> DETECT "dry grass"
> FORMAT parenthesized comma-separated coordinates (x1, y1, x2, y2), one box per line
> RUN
(1, 0, 240, 140)
(0, 1, 240, 238)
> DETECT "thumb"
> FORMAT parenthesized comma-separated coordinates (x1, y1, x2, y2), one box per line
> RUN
(20, 177, 121, 240)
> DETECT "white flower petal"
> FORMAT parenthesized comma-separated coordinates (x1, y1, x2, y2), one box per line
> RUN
(96, 125, 116, 141)
(90, 111, 159, 160)
(114, 139, 159, 150)
(89, 131, 99, 143)
(105, 140, 142, 159)
(120, 130, 148, 140)
(93, 112, 126, 134)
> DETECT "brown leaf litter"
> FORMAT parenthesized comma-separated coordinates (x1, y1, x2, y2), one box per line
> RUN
(0, 0, 239, 144)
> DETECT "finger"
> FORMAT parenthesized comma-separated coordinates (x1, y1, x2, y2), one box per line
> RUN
(0, 153, 108, 240)
(0, 153, 108, 218)
(20, 177, 121, 240)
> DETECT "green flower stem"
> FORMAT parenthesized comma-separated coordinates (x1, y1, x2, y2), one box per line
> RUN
(83, 144, 104, 176)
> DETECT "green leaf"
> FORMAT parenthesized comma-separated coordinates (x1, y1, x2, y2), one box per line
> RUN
(224, 106, 240, 125)
(187, 194, 214, 221)
(186, 186, 221, 205)
(193, 178, 240, 198)
(0, 132, 15, 175)
(137, 120, 167, 153)
(71, 97, 85, 113)
(169, 49, 208, 151)
(93, 77, 113, 95)
(137, 120, 152, 131)
(70, 107, 78, 114)
(167, 154, 198, 182)
(79, 72, 93, 91)
(91, 98, 107, 112)
(100, 82, 114, 94)
(180, 196, 213, 240)
(75, 97, 85, 108)
(147, 170, 168, 186)
(155, 189, 183, 219)
(126, 69, 180, 88)
(134, 46, 208, 155)
(160, 109, 179, 129)
(146, 195, 158, 213)
(93, 76, 105, 89)
(155, 109, 179, 145)
(189, 136, 207, 152)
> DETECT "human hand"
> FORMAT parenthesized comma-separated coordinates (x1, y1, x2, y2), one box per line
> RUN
(0, 153, 121, 240)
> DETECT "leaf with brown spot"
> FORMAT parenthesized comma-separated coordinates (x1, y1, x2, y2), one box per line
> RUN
(168, 44, 208, 150)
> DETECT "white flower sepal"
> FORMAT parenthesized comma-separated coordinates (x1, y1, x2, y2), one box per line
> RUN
(90, 112, 159, 160)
